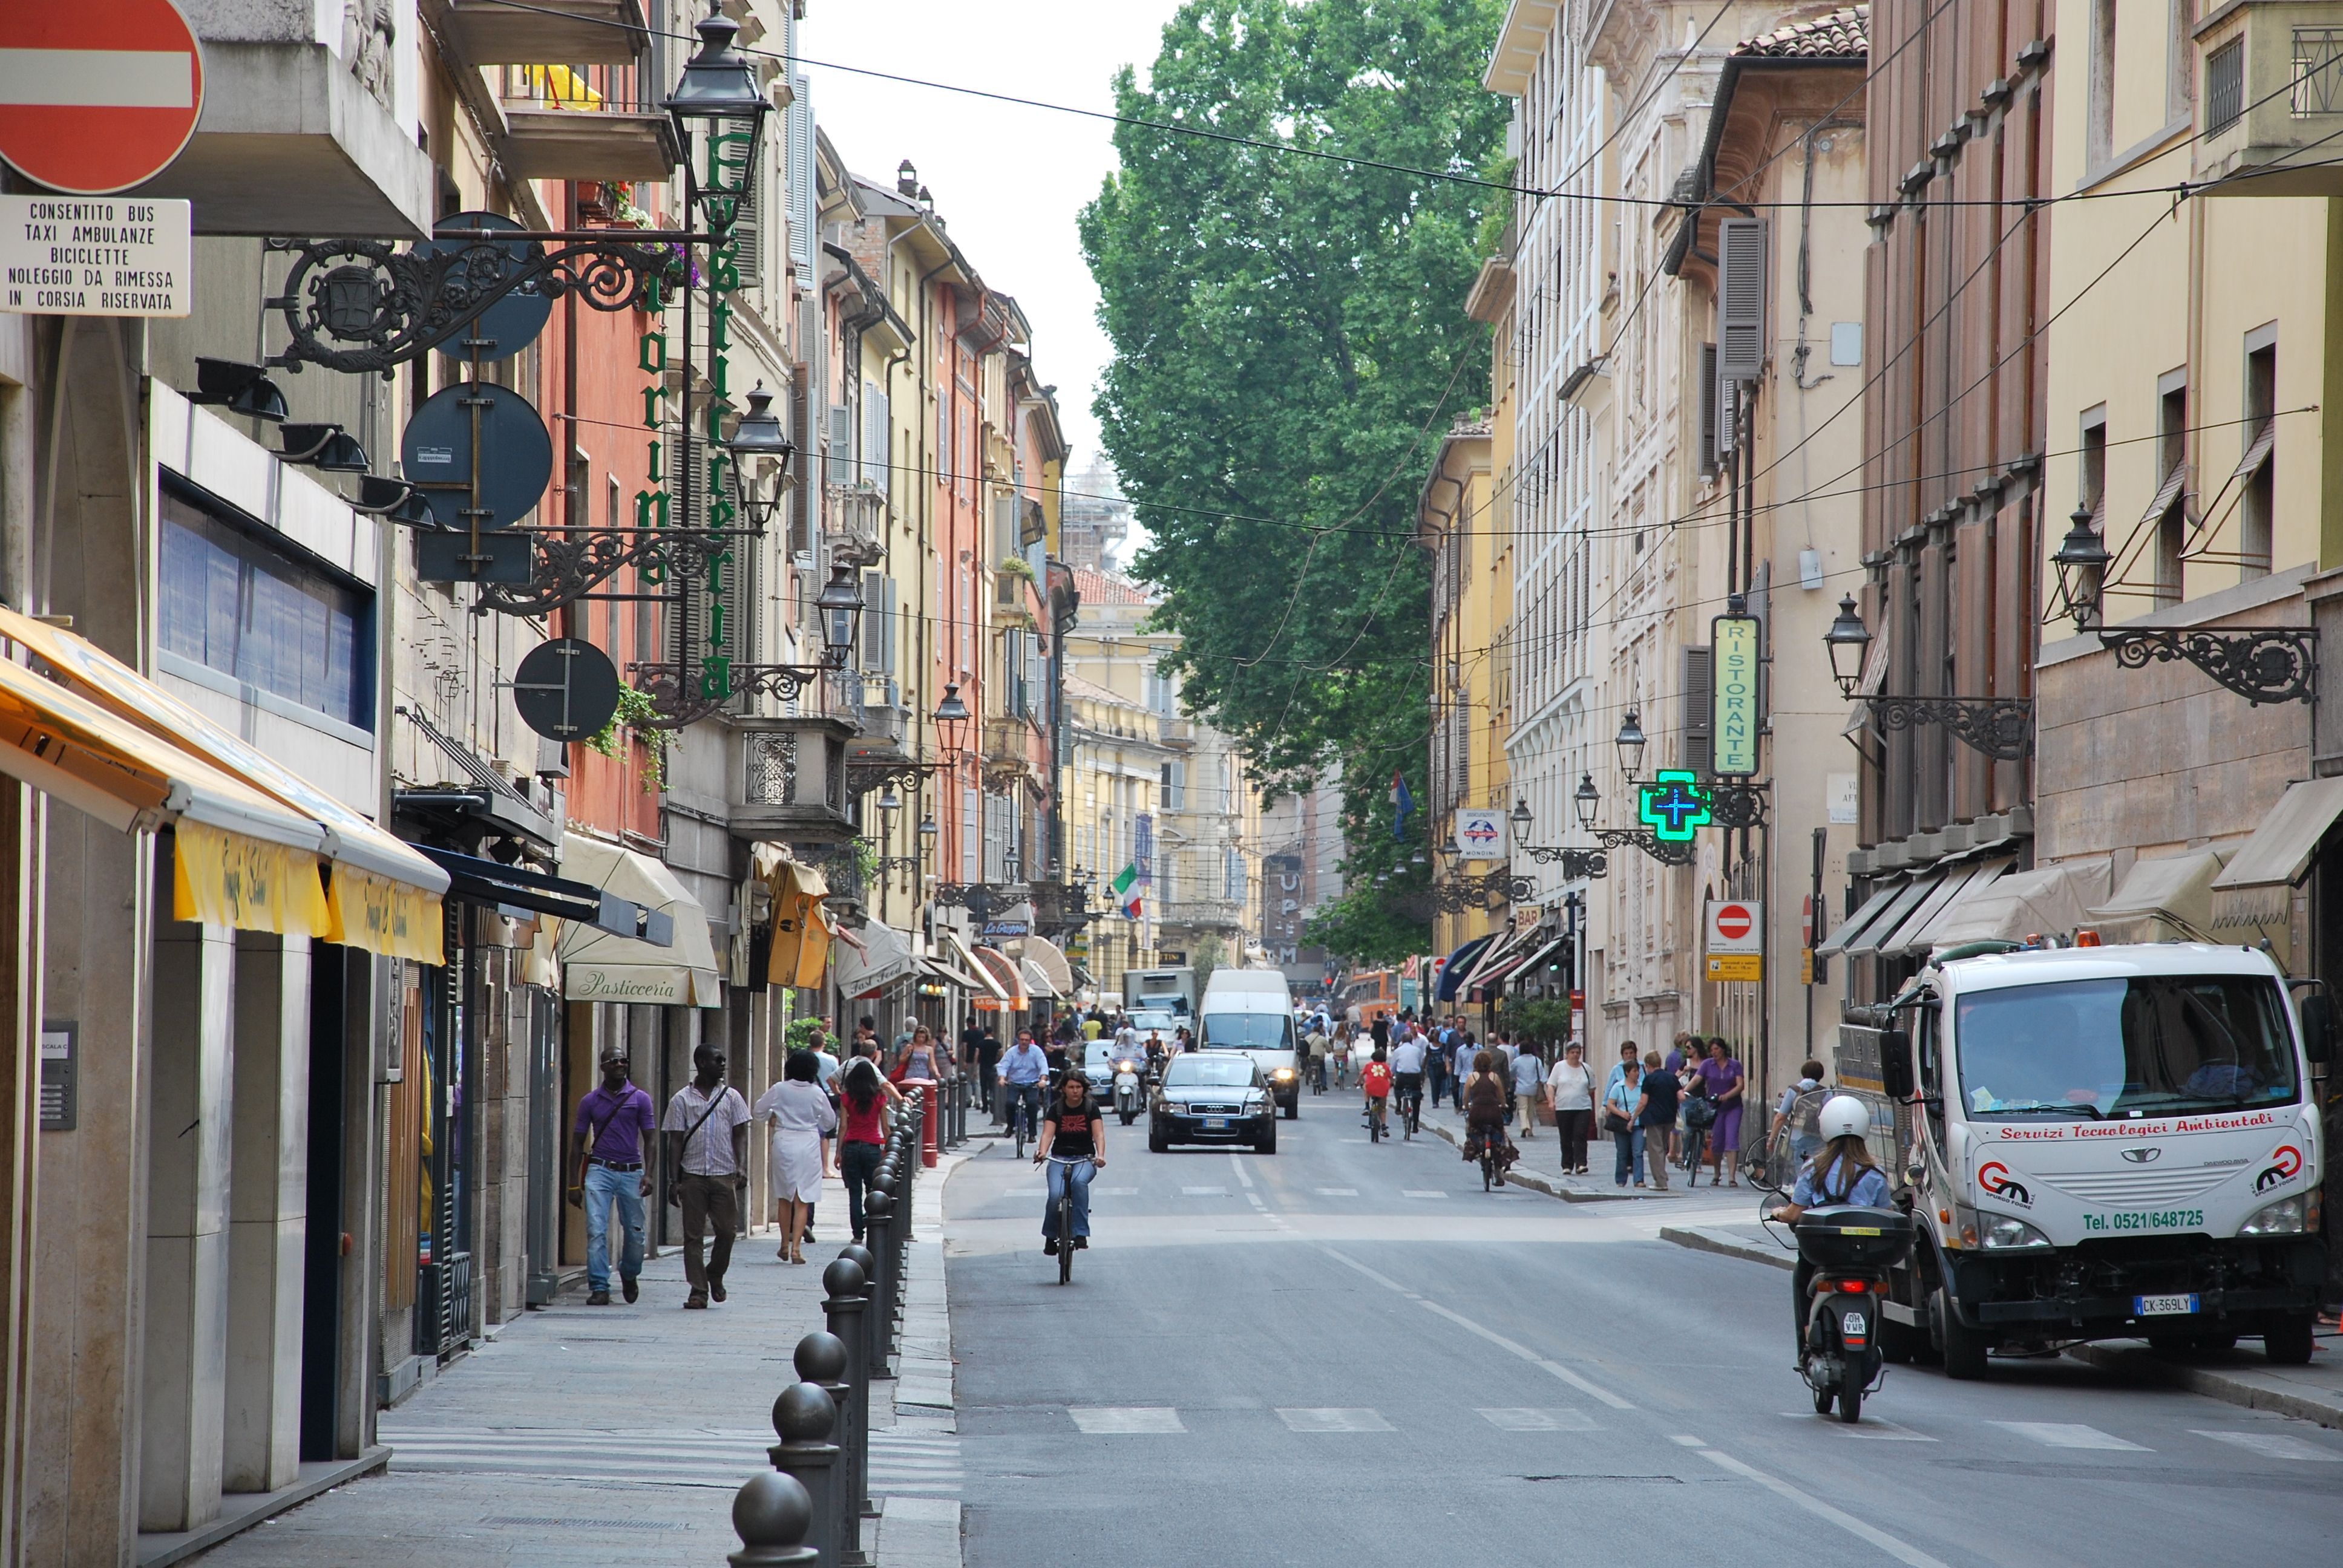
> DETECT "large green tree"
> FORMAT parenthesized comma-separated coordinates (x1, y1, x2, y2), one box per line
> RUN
(1080, 0, 1506, 962)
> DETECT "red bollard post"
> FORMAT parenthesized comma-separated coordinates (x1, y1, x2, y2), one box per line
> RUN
(909, 1079, 940, 1166)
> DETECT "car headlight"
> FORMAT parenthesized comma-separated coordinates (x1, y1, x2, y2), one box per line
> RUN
(2243, 1192, 2313, 1236)
(1272, 1068, 1296, 1080)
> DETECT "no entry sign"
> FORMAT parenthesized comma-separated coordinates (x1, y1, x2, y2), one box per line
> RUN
(0, 1, 205, 196)
(1705, 899, 1761, 955)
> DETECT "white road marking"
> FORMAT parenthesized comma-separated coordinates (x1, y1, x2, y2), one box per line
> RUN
(2192, 1428, 2343, 1462)
(1180, 1186, 1229, 1196)
(1778, 1412, 1936, 1442)
(1667, 1435, 1706, 1448)
(1096, 1187, 1139, 1197)
(1697, 1448, 1953, 1568)
(1317, 1247, 1636, 1411)
(1478, 1408, 1599, 1432)
(1228, 1152, 1256, 1190)
(1276, 1408, 1394, 1432)
(1989, 1421, 2151, 1452)
(1068, 1406, 1187, 1434)
(1314, 1187, 1358, 1197)
(1401, 1189, 1448, 1199)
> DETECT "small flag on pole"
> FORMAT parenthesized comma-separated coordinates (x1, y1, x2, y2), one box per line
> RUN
(1110, 861, 1144, 918)
(1391, 771, 1415, 841)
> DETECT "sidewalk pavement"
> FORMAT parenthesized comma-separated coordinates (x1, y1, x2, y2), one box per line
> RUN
(1655, 1218, 2343, 1431)
(1417, 1102, 1747, 1201)
(189, 1155, 968, 1568)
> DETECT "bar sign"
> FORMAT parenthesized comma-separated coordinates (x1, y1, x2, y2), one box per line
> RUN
(1711, 604, 1762, 777)
(39, 1020, 74, 1131)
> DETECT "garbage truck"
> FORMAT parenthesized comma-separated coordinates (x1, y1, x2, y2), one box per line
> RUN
(1853, 939, 2328, 1378)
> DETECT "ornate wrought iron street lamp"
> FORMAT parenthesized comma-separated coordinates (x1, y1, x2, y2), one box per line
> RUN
(1614, 711, 1647, 782)
(1820, 594, 2033, 760)
(1823, 593, 1872, 699)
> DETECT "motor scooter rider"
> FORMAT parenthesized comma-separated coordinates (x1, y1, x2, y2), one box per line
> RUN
(1768, 1095, 1892, 1355)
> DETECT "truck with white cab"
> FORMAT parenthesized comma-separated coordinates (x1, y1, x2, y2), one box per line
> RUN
(1123, 965, 1198, 1021)
(1865, 941, 2328, 1377)
(1198, 967, 1302, 1117)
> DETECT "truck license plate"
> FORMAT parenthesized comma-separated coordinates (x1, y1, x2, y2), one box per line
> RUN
(2135, 1293, 2199, 1317)
(1203, 1117, 1227, 1130)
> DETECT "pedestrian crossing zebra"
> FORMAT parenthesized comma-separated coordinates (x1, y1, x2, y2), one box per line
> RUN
(379, 1424, 963, 1496)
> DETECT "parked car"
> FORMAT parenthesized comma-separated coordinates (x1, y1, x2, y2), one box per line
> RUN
(1149, 1053, 1277, 1154)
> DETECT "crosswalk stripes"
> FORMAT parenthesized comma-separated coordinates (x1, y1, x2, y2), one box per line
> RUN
(379, 1425, 963, 1497)
(1067, 1406, 1186, 1434)
(1987, 1420, 2152, 1452)
(2191, 1429, 2343, 1462)
(1477, 1408, 1599, 1432)
(1276, 1408, 1395, 1432)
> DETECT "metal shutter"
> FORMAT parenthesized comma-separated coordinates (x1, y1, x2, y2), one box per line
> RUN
(1681, 645, 1714, 776)
(863, 382, 890, 498)
(1717, 217, 1769, 382)
(1699, 342, 1719, 476)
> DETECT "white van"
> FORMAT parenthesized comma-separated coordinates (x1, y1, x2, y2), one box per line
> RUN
(1198, 967, 1302, 1117)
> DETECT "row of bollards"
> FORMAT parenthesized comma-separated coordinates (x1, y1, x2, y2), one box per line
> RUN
(729, 1088, 928, 1563)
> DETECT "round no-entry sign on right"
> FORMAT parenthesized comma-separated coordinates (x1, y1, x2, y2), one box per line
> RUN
(0, 1, 206, 196)
(1706, 899, 1761, 955)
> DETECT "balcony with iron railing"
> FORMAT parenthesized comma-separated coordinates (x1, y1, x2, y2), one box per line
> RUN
(2194, 4, 2343, 195)
(493, 57, 680, 182)
(827, 482, 887, 566)
(1159, 895, 1246, 933)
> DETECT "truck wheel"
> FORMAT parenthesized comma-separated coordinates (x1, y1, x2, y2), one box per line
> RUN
(1935, 1288, 1990, 1381)
(2264, 1313, 2316, 1365)
(1878, 1314, 1921, 1365)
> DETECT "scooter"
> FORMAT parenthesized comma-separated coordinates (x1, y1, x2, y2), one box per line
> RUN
(1791, 1205, 1915, 1424)
(1113, 1058, 1144, 1125)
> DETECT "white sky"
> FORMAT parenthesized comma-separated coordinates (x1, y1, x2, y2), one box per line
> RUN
(803, 0, 1188, 486)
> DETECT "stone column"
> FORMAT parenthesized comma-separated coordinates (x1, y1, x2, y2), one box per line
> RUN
(139, 892, 236, 1532)
(223, 931, 309, 1494)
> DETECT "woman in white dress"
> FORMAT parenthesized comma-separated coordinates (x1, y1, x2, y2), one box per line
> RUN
(754, 1049, 837, 1264)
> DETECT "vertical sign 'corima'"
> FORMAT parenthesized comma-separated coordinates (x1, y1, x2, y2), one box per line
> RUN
(1711, 597, 1761, 779)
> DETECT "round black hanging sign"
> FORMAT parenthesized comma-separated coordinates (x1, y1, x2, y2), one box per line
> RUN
(400, 381, 554, 531)
(512, 638, 622, 742)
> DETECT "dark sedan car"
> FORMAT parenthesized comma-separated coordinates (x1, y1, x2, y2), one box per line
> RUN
(1147, 1054, 1276, 1154)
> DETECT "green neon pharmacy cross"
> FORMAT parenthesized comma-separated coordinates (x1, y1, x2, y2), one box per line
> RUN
(1638, 769, 1713, 842)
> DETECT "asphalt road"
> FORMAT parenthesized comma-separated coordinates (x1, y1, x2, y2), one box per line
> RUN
(943, 1092, 2343, 1568)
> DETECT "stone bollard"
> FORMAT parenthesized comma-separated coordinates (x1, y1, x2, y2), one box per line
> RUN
(860, 1192, 896, 1376)
(729, 1469, 819, 1568)
(795, 1330, 863, 1567)
(832, 1246, 879, 1517)
(769, 1381, 840, 1568)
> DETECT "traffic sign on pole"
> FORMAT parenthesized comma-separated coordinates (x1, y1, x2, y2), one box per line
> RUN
(1705, 899, 1761, 955)
(0, 2, 206, 196)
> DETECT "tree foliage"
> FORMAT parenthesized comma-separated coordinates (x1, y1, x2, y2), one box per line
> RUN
(1080, 0, 1507, 959)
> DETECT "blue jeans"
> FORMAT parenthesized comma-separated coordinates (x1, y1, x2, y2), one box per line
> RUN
(1613, 1125, 1646, 1187)
(1004, 1081, 1043, 1139)
(583, 1162, 646, 1292)
(1042, 1157, 1096, 1240)
(840, 1139, 884, 1240)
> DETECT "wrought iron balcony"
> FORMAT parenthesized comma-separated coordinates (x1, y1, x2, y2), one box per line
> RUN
(2195, 3, 2343, 196)
(1159, 896, 1245, 932)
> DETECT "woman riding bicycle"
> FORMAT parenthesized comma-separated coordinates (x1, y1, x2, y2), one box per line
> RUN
(1463, 1049, 1512, 1180)
(1034, 1071, 1106, 1256)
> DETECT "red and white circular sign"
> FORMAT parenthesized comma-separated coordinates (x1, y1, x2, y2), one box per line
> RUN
(0, 0, 205, 196)
(1714, 903, 1754, 942)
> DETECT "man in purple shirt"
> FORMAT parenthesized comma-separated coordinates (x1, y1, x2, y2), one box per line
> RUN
(569, 1047, 657, 1305)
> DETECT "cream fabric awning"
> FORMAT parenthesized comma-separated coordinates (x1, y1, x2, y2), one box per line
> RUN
(1905, 857, 2016, 953)
(0, 604, 447, 959)
(1020, 958, 1058, 999)
(1842, 877, 1938, 958)
(1011, 935, 1075, 998)
(1879, 858, 2014, 956)
(2209, 777, 2343, 930)
(1927, 860, 2112, 949)
(943, 931, 1007, 1001)
(557, 832, 721, 1007)
(834, 920, 917, 998)
(1817, 881, 1902, 958)
(2088, 849, 2225, 944)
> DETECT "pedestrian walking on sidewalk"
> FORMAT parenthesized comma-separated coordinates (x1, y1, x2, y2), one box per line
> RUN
(837, 1056, 893, 1244)
(1605, 1058, 1645, 1188)
(754, 1050, 837, 1266)
(1545, 1042, 1594, 1174)
(1697, 1038, 1747, 1187)
(663, 1045, 752, 1308)
(569, 1047, 655, 1306)
(1510, 1044, 1545, 1138)
(1635, 1051, 1680, 1191)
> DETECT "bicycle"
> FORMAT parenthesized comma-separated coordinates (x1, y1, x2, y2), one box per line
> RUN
(1400, 1080, 1424, 1140)
(1472, 1126, 1507, 1191)
(1366, 1097, 1388, 1142)
(1041, 1153, 1089, 1284)
(1008, 1084, 1040, 1159)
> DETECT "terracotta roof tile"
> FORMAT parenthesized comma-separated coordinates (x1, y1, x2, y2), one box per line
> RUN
(1735, 5, 1867, 60)
(1071, 567, 1153, 607)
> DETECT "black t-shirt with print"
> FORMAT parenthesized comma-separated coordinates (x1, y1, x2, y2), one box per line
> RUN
(1046, 1100, 1100, 1160)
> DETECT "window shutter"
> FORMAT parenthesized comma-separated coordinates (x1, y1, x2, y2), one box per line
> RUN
(828, 404, 852, 464)
(1717, 218, 1770, 382)
(882, 578, 898, 673)
(1699, 342, 1719, 476)
(863, 382, 890, 497)
(1682, 645, 1714, 775)
(861, 570, 885, 668)
(733, 149, 764, 289)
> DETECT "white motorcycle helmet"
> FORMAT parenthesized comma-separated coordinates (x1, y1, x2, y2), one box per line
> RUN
(1817, 1094, 1871, 1143)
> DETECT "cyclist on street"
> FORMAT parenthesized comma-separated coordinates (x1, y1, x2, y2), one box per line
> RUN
(1360, 1047, 1393, 1141)
(1389, 1025, 1427, 1139)
(1034, 1071, 1106, 1256)
(1000, 1031, 1049, 1146)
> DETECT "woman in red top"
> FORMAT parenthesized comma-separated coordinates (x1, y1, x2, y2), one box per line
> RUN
(837, 1056, 896, 1244)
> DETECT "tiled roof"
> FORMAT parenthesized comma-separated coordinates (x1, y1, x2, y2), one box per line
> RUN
(1735, 5, 1867, 59)
(1072, 567, 1153, 607)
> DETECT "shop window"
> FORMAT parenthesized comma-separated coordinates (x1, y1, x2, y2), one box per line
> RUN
(160, 478, 373, 731)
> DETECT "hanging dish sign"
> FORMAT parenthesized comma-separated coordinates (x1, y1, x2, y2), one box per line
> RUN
(401, 381, 552, 531)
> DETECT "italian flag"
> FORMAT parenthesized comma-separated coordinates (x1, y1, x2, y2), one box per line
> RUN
(1111, 862, 1144, 919)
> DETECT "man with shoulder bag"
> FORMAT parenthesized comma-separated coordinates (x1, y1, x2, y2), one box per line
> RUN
(663, 1044, 752, 1308)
